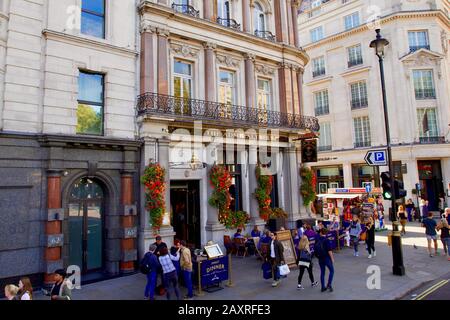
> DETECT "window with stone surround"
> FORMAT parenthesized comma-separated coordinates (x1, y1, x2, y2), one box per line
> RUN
(347, 44, 363, 67)
(350, 81, 368, 109)
(81, 0, 105, 39)
(218, 69, 236, 119)
(257, 78, 272, 111)
(312, 56, 326, 77)
(413, 69, 436, 100)
(77, 71, 104, 135)
(173, 59, 193, 114)
(408, 30, 430, 52)
(344, 12, 359, 30)
(353, 116, 371, 148)
(314, 89, 329, 116)
(417, 108, 439, 138)
(310, 26, 324, 42)
(318, 122, 332, 151)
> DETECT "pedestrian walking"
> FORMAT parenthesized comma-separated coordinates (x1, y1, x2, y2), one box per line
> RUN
(179, 240, 194, 300)
(4, 285, 19, 300)
(269, 232, 285, 287)
(365, 216, 376, 258)
(436, 208, 450, 260)
(315, 228, 335, 292)
(42, 269, 72, 300)
(422, 211, 438, 257)
(140, 244, 160, 300)
(158, 246, 181, 300)
(405, 199, 415, 222)
(17, 277, 33, 300)
(398, 205, 408, 235)
(347, 215, 362, 256)
(296, 236, 318, 290)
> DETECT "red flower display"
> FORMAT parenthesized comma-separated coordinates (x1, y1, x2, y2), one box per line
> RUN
(141, 163, 166, 231)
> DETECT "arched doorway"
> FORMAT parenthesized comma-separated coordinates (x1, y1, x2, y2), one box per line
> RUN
(68, 177, 105, 273)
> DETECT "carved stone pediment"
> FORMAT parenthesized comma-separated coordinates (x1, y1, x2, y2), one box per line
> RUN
(170, 43, 200, 58)
(401, 49, 444, 78)
(216, 54, 241, 68)
(255, 63, 276, 76)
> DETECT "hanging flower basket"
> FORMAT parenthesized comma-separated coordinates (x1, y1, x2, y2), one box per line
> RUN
(300, 166, 316, 207)
(209, 165, 250, 229)
(141, 163, 166, 231)
(254, 166, 273, 221)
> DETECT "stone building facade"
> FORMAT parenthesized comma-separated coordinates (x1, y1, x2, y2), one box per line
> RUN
(136, 0, 318, 253)
(298, 0, 450, 211)
(0, 0, 141, 289)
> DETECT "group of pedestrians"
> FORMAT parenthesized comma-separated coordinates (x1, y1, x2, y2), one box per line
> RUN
(422, 208, 450, 259)
(140, 235, 194, 301)
(4, 277, 33, 300)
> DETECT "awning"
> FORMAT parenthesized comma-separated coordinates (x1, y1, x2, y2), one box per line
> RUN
(316, 194, 361, 199)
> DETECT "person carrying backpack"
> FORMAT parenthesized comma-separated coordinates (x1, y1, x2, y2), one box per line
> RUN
(315, 228, 335, 293)
(140, 244, 160, 300)
(296, 235, 318, 290)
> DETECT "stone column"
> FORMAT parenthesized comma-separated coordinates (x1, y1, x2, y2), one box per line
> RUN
(343, 162, 353, 187)
(157, 28, 170, 95)
(403, 159, 420, 204)
(140, 22, 156, 94)
(441, 158, 450, 206)
(157, 137, 175, 246)
(120, 171, 137, 273)
(248, 145, 265, 228)
(242, 0, 251, 33)
(44, 170, 64, 287)
(291, 0, 300, 47)
(296, 68, 304, 116)
(204, 42, 217, 102)
(278, 63, 293, 114)
(284, 145, 301, 227)
(276, 0, 289, 43)
(291, 66, 300, 116)
(244, 53, 256, 109)
(203, 0, 214, 21)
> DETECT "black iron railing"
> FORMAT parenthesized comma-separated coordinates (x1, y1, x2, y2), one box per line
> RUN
(409, 45, 430, 52)
(354, 141, 371, 148)
(348, 58, 363, 68)
(351, 98, 368, 109)
(171, 3, 200, 17)
(217, 17, 241, 30)
(254, 30, 276, 41)
(419, 136, 445, 144)
(313, 69, 326, 78)
(415, 88, 436, 100)
(314, 106, 329, 116)
(137, 92, 320, 132)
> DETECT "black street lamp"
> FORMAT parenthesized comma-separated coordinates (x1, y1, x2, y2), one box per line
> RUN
(370, 29, 405, 276)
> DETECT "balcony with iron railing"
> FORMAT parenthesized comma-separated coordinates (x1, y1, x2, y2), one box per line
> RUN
(351, 98, 368, 110)
(313, 68, 326, 78)
(217, 17, 241, 30)
(354, 141, 371, 148)
(409, 44, 430, 52)
(415, 88, 436, 100)
(137, 92, 320, 132)
(171, 3, 199, 18)
(348, 58, 363, 68)
(418, 136, 445, 144)
(254, 30, 275, 41)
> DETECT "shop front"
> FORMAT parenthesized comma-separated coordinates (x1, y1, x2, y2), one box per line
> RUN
(418, 160, 444, 211)
(352, 164, 380, 189)
(313, 166, 344, 194)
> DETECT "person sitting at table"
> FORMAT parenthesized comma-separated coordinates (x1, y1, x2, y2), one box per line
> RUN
(251, 226, 261, 238)
(234, 229, 244, 239)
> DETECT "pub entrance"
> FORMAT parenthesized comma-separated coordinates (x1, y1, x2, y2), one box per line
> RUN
(170, 180, 201, 248)
(418, 160, 444, 211)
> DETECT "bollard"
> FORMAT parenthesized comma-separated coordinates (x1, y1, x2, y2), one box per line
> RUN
(196, 260, 205, 296)
(226, 254, 234, 287)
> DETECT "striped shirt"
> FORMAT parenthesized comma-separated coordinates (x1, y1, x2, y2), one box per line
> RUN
(158, 252, 180, 274)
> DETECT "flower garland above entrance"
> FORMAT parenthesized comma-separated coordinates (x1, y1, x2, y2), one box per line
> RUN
(141, 163, 166, 231)
(300, 166, 316, 207)
(208, 165, 250, 229)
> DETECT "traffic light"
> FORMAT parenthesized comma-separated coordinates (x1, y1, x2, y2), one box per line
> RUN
(380, 171, 393, 200)
(394, 179, 407, 199)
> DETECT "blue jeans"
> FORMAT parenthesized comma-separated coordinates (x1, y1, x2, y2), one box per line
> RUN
(145, 271, 157, 300)
(319, 258, 334, 289)
(351, 236, 359, 252)
(183, 270, 193, 298)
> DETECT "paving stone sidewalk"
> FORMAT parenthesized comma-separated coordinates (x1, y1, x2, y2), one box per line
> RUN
(33, 222, 449, 300)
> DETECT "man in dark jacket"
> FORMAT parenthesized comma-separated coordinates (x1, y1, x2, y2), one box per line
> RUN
(269, 232, 285, 287)
(142, 244, 160, 300)
(152, 235, 167, 289)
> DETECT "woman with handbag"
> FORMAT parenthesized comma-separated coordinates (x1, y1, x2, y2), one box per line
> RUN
(297, 236, 319, 290)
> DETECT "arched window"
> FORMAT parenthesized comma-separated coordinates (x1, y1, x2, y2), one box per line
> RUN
(254, 3, 266, 32)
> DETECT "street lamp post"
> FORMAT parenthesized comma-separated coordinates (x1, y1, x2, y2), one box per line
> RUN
(370, 29, 405, 276)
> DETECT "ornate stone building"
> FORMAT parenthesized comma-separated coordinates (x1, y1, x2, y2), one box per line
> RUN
(298, 0, 450, 211)
(137, 0, 319, 252)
